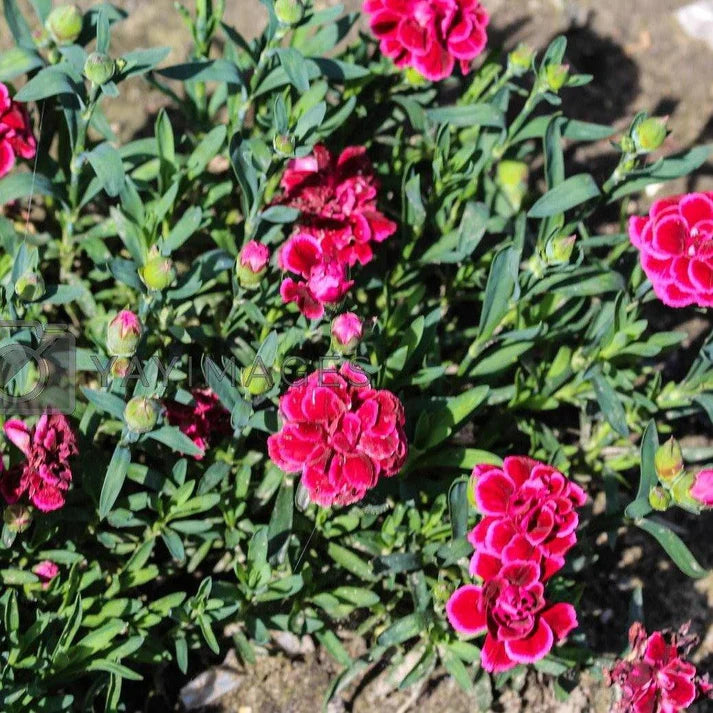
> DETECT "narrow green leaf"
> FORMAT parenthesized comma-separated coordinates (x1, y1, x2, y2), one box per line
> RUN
(99, 445, 131, 519)
(637, 518, 708, 579)
(528, 173, 601, 217)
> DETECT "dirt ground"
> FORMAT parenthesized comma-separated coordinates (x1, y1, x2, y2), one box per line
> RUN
(3, 0, 713, 711)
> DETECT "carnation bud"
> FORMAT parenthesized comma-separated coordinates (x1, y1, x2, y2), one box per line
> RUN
(3, 504, 32, 533)
(139, 252, 176, 291)
(106, 310, 142, 357)
(545, 234, 577, 264)
(508, 43, 535, 74)
(648, 486, 671, 512)
(124, 396, 159, 434)
(241, 364, 274, 397)
(633, 117, 668, 154)
(544, 63, 569, 92)
(274, 0, 305, 25)
(45, 4, 83, 45)
(237, 241, 270, 289)
(331, 313, 363, 355)
(84, 52, 115, 85)
(14, 271, 45, 302)
(497, 160, 529, 210)
(670, 472, 702, 514)
(654, 438, 684, 483)
(110, 357, 132, 379)
(273, 133, 295, 156)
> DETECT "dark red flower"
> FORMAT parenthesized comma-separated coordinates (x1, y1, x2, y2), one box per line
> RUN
(268, 363, 408, 507)
(606, 622, 712, 713)
(164, 388, 232, 460)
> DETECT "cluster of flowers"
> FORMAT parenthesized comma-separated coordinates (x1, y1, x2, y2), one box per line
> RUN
(447, 457, 586, 672)
(268, 363, 408, 506)
(606, 622, 712, 713)
(276, 145, 397, 320)
(0, 414, 77, 513)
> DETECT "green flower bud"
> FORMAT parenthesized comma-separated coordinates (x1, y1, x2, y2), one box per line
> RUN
(45, 4, 83, 45)
(273, 133, 295, 156)
(110, 357, 132, 379)
(139, 252, 176, 291)
(106, 310, 142, 357)
(508, 43, 535, 74)
(545, 234, 577, 264)
(633, 117, 668, 154)
(84, 52, 115, 85)
(3, 504, 32, 533)
(124, 396, 159, 434)
(654, 438, 684, 483)
(648, 486, 671, 512)
(670, 472, 702, 514)
(497, 160, 529, 210)
(15, 271, 45, 302)
(544, 63, 569, 92)
(241, 364, 274, 397)
(274, 0, 305, 25)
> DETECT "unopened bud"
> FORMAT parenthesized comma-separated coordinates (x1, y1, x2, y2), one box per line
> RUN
(124, 396, 159, 434)
(654, 438, 684, 483)
(670, 472, 702, 514)
(497, 160, 529, 210)
(84, 52, 115, 85)
(544, 63, 569, 92)
(273, 133, 295, 156)
(110, 357, 132, 379)
(648, 486, 671, 512)
(45, 5, 83, 45)
(15, 271, 45, 302)
(237, 241, 270, 289)
(274, 0, 305, 25)
(633, 117, 668, 154)
(241, 364, 274, 397)
(3, 504, 32, 533)
(331, 313, 363, 355)
(140, 251, 176, 291)
(106, 310, 142, 357)
(545, 234, 577, 264)
(508, 43, 535, 74)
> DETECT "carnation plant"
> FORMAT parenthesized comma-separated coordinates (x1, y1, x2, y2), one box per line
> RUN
(0, 0, 711, 711)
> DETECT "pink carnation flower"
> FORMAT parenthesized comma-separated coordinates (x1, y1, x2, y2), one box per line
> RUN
(446, 561, 578, 673)
(240, 240, 270, 273)
(690, 469, 713, 507)
(606, 622, 712, 713)
(164, 388, 232, 460)
(33, 560, 59, 588)
(0, 414, 78, 512)
(0, 82, 36, 178)
(332, 312, 364, 350)
(279, 232, 353, 320)
(363, 0, 489, 81)
(278, 145, 397, 268)
(629, 192, 713, 307)
(468, 457, 587, 581)
(267, 363, 408, 507)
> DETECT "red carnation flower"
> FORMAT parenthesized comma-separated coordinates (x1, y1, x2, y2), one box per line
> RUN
(164, 388, 232, 460)
(267, 363, 408, 507)
(446, 560, 578, 673)
(0, 82, 36, 178)
(363, 0, 489, 81)
(629, 192, 713, 308)
(278, 145, 397, 268)
(1, 414, 78, 512)
(606, 622, 712, 713)
(468, 456, 587, 581)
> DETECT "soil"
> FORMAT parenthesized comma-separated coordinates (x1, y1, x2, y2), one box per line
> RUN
(3, 0, 713, 710)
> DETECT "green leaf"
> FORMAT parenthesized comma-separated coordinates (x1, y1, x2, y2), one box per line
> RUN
(0, 46, 43, 82)
(636, 518, 708, 579)
(478, 246, 519, 341)
(159, 59, 243, 84)
(145, 425, 204, 457)
(267, 480, 294, 562)
(0, 172, 60, 205)
(14, 66, 82, 101)
(327, 543, 376, 582)
(277, 48, 310, 92)
(162, 207, 202, 254)
(528, 174, 601, 217)
(99, 445, 131, 519)
(81, 388, 125, 419)
(3, 0, 34, 48)
(418, 386, 489, 451)
(625, 420, 659, 518)
(426, 104, 504, 128)
(377, 613, 421, 646)
(589, 368, 629, 437)
(119, 47, 170, 78)
(187, 125, 227, 178)
(86, 142, 126, 198)
(448, 479, 468, 539)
